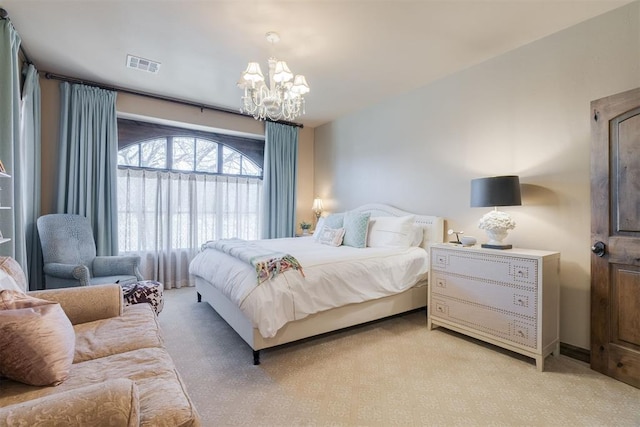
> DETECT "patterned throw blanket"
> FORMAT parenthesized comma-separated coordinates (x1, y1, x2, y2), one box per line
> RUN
(202, 239, 304, 283)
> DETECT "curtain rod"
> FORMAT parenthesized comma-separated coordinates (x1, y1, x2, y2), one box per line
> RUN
(0, 8, 34, 65)
(44, 71, 304, 129)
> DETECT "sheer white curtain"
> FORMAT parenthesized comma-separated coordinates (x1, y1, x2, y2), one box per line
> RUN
(117, 168, 262, 289)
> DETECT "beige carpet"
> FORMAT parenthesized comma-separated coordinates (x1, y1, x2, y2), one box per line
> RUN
(159, 287, 640, 426)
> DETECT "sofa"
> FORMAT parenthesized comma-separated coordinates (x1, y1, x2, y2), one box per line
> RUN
(0, 257, 200, 426)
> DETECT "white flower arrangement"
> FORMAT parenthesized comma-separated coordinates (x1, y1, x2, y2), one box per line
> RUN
(478, 210, 516, 231)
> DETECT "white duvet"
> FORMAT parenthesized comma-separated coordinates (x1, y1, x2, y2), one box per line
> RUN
(189, 236, 429, 338)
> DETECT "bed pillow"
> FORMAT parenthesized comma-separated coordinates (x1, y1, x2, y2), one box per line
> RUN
(312, 217, 326, 239)
(367, 215, 416, 248)
(342, 211, 371, 248)
(0, 290, 76, 386)
(323, 213, 344, 229)
(316, 227, 345, 247)
(314, 213, 344, 240)
(411, 225, 424, 247)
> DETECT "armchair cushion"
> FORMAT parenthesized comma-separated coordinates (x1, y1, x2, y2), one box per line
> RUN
(0, 378, 140, 427)
(0, 290, 75, 386)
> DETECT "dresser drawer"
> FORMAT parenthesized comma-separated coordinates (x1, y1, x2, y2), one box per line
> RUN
(431, 248, 538, 288)
(431, 297, 537, 348)
(431, 272, 537, 319)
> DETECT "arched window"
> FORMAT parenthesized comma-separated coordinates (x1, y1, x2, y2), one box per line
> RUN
(117, 118, 264, 176)
(118, 136, 262, 177)
(116, 119, 264, 288)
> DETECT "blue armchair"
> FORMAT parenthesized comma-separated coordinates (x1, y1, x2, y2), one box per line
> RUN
(37, 214, 143, 289)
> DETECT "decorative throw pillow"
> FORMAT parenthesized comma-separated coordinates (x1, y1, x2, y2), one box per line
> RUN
(0, 290, 76, 386)
(316, 227, 346, 247)
(0, 269, 22, 293)
(343, 211, 371, 248)
(314, 213, 344, 241)
(367, 215, 416, 248)
(0, 256, 26, 293)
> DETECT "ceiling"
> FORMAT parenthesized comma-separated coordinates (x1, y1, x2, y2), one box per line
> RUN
(1, 0, 633, 128)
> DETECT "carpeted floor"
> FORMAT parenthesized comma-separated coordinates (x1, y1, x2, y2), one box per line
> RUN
(159, 287, 640, 426)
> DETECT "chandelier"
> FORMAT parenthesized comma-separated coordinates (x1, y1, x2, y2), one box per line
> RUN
(238, 32, 310, 122)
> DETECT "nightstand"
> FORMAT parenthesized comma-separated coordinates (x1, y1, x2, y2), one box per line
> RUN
(428, 243, 560, 371)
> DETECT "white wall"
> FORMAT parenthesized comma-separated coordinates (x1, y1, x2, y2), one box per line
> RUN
(314, 2, 640, 349)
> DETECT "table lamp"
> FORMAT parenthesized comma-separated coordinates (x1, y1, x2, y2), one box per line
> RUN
(312, 198, 324, 222)
(470, 175, 522, 249)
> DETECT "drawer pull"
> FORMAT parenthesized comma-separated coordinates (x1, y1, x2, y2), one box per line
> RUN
(517, 330, 525, 337)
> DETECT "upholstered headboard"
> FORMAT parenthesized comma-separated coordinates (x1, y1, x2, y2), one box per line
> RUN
(349, 203, 445, 250)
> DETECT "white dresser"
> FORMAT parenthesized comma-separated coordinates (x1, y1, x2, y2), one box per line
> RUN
(428, 244, 560, 371)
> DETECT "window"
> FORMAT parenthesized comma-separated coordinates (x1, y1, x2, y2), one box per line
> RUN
(118, 136, 262, 177)
(116, 119, 264, 288)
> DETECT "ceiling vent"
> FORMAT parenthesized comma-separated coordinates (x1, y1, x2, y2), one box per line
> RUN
(126, 54, 161, 74)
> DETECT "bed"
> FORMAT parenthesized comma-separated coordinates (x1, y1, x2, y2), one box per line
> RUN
(189, 203, 444, 364)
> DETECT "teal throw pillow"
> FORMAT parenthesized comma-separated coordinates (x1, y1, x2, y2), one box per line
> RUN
(343, 211, 371, 248)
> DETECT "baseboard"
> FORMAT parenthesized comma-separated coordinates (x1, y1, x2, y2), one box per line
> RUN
(560, 342, 590, 364)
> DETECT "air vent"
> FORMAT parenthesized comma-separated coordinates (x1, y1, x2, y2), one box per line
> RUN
(126, 54, 161, 74)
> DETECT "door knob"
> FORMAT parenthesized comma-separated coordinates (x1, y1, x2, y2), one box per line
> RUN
(591, 241, 606, 257)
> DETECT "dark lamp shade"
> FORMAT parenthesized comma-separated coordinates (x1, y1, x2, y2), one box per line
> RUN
(470, 175, 522, 208)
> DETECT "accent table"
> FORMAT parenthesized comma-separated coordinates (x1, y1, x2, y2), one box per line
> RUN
(428, 243, 560, 371)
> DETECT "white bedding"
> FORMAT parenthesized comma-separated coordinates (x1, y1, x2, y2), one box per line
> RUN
(189, 236, 429, 338)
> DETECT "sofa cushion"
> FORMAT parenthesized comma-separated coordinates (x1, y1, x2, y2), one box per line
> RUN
(0, 378, 140, 426)
(0, 347, 200, 427)
(0, 290, 75, 386)
(73, 303, 163, 363)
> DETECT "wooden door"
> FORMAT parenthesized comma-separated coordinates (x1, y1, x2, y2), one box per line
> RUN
(591, 87, 640, 388)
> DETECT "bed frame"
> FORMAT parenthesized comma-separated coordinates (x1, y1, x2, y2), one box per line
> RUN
(195, 203, 445, 364)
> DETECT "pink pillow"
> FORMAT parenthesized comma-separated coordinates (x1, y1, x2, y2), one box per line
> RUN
(0, 290, 75, 386)
(0, 257, 27, 292)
